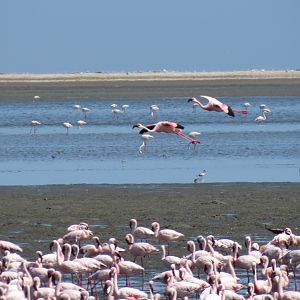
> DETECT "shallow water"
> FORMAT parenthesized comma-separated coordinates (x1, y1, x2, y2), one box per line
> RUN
(0, 96, 299, 185)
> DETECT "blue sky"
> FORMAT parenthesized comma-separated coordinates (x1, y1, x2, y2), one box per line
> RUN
(1, 1, 299, 73)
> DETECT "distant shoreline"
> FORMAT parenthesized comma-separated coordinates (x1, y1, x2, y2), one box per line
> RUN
(1, 70, 300, 100)
(1, 70, 300, 82)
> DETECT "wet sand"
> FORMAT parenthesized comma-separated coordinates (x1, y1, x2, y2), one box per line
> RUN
(1, 183, 299, 260)
(1, 70, 300, 100)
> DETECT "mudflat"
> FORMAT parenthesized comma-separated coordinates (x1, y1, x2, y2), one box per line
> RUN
(1, 70, 300, 100)
(1, 183, 299, 260)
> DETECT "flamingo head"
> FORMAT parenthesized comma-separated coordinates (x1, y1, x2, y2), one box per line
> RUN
(188, 97, 197, 103)
(132, 123, 142, 129)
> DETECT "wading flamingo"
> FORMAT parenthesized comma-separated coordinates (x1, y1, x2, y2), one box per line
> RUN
(30, 120, 42, 134)
(188, 95, 248, 117)
(129, 218, 155, 240)
(63, 122, 72, 135)
(133, 121, 200, 145)
(139, 134, 154, 153)
(151, 222, 184, 255)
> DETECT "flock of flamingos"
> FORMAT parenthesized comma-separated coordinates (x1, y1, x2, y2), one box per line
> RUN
(0, 219, 300, 300)
(30, 95, 271, 153)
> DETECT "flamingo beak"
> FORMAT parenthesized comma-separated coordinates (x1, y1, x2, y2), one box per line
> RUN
(187, 98, 194, 102)
(132, 124, 138, 129)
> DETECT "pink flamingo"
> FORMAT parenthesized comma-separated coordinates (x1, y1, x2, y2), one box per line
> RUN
(103, 266, 148, 299)
(125, 233, 159, 266)
(188, 95, 248, 117)
(129, 218, 155, 240)
(133, 121, 200, 145)
(151, 222, 184, 255)
(0, 240, 23, 254)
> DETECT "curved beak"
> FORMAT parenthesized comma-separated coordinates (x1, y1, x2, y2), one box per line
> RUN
(132, 124, 138, 129)
(187, 98, 194, 102)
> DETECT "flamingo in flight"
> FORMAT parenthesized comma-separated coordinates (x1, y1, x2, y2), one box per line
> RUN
(188, 95, 248, 117)
(133, 121, 200, 145)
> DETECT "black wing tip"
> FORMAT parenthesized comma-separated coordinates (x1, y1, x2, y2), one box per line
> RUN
(227, 106, 235, 117)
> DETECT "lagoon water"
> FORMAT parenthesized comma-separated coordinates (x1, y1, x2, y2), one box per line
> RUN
(0, 96, 299, 185)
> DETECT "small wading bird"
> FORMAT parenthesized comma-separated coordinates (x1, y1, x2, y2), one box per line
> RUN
(194, 169, 207, 183)
(188, 95, 249, 117)
(133, 121, 200, 145)
(30, 120, 42, 134)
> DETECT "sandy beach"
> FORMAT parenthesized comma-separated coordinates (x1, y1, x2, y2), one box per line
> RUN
(1, 70, 300, 100)
(1, 183, 299, 261)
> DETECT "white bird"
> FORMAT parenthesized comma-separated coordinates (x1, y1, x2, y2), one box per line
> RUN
(150, 105, 159, 118)
(112, 108, 124, 119)
(188, 131, 201, 138)
(82, 107, 90, 119)
(139, 134, 154, 153)
(63, 122, 73, 135)
(73, 104, 81, 109)
(194, 169, 207, 183)
(77, 120, 87, 128)
(111, 104, 118, 108)
(33, 95, 40, 101)
(243, 102, 251, 110)
(255, 109, 269, 124)
(122, 104, 129, 113)
(31, 120, 42, 134)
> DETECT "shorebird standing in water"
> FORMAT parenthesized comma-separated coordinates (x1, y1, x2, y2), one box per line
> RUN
(194, 169, 207, 183)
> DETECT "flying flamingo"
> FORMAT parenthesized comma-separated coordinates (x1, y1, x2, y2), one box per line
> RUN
(188, 95, 248, 117)
(133, 121, 200, 145)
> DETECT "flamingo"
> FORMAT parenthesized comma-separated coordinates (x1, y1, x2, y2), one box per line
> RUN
(139, 134, 154, 153)
(104, 266, 148, 299)
(73, 104, 81, 110)
(67, 222, 89, 231)
(150, 104, 159, 118)
(255, 109, 269, 124)
(129, 218, 155, 240)
(273, 272, 300, 300)
(0, 240, 22, 254)
(77, 120, 87, 128)
(244, 102, 251, 110)
(33, 95, 40, 101)
(82, 107, 90, 119)
(63, 122, 72, 135)
(188, 95, 248, 117)
(133, 121, 200, 145)
(161, 245, 182, 268)
(125, 233, 159, 266)
(30, 120, 41, 134)
(122, 104, 129, 113)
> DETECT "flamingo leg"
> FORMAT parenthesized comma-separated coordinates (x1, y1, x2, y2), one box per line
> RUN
(176, 131, 200, 144)
(233, 109, 249, 115)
